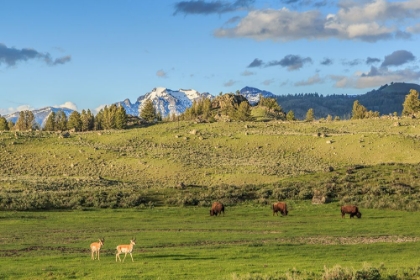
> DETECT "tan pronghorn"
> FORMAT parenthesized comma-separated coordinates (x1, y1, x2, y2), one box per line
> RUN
(116, 238, 136, 262)
(90, 238, 104, 260)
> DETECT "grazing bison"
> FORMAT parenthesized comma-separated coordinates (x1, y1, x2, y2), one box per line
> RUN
(341, 205, 362, 218)
(210, 202, 225, 216)
(272, 202, 288, 216)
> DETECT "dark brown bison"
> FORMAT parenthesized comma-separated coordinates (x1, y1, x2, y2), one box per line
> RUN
(272, 202, 288, 216)
(341, 205, 362, 218)
(210, 202, 225, 216)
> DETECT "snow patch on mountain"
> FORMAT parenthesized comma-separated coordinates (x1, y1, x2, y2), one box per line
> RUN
(4, 107, 74, 128)
(116, 87, 212, 117)
(240, 86, 276, 105)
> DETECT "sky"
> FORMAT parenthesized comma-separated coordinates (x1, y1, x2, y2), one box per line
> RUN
(1, 0, 420, 115)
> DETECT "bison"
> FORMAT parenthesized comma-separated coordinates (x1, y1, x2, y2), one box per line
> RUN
(272, 202, 288, 216)
(341, 205, 362, 218)
(210, 202, 225, 216)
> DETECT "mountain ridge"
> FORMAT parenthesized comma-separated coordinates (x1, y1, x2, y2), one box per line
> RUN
(3, 83, 419, 127)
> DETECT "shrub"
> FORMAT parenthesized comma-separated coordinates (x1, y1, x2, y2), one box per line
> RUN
(322, 265, 353, 280)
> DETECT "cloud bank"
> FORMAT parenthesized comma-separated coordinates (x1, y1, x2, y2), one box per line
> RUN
(332, 49, 419, 89)
(214, 0, 420, 42)
(247, 55, 312, 71)
(174, 0, 254, 15)
(0, 43, 71, 67)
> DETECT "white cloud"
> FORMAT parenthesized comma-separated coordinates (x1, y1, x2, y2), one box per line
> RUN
(331, 67, 420, 89)
(0, 105, 34, 116)
(295, 73, 324, 86)
(215, 8, 332, 41)
(57, 101, 78, 111)
(214, 0, 420, 42)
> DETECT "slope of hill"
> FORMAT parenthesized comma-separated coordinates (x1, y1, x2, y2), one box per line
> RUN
(1, 118, 420, 211)
(360, 82, 420, 114)
(276, 82, 420, 119)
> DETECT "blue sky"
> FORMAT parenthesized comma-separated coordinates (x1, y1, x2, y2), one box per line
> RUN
(1, 0, 419, 115)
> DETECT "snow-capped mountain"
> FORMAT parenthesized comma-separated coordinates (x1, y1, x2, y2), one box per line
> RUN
(116, 87, 212, 117)
(240, 86, 276, 105)
(4, 107, 74, 128)
(2, 86, 277, 128)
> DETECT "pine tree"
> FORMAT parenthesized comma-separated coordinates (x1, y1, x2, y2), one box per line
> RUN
(67, 111, 82, 131)
(55, 111, 68, 131)
(140, 99, 157, 122)
(15, 110, 35, 131)
(115, 106, 128, 129)
(15, 111, 26, 131)
(351, 100, 368, 119)
(44, 112, 56, 131)
(286, 110, 295, 121)
(235, 101, 252, 121)
(101, 105, 119, 129)
(202, 98, 211, 119)
(7, 120, 14, 130)
(305, 108, 314, 122)
(0, 116, 9, 130)
(402, 89, 420, 116)
(86, 109, 95, 130)
(94, 109, 104, 130)
(80, 110, 89, 131)
(80, 109, 95, 131)
(260, 96, 281, 112)
(24, 110, 35, 130)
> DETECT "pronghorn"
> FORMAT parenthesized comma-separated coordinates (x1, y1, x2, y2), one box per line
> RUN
(116, 238, 136, 262)
(90, 238, 104, 260)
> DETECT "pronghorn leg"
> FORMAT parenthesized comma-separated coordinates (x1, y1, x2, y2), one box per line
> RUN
(91, 251, 94, 260)
(123, 253, 127, 262)
(116, 252, 120, 262)
(130, 253, 134, 262)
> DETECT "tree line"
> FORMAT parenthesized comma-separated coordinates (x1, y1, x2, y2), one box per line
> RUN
(0, 105, 127, 132)
(1, 89, 419, 131)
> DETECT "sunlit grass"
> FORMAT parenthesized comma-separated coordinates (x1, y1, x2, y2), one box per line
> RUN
(0, 204, 419, 279)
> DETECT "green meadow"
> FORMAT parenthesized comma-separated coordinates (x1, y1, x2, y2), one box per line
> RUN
(1, 204, 420, 279)
(1, 118, 420, 279)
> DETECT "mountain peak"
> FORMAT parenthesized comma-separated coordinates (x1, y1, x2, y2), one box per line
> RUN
(117, 87, 212, 118)
(240, 86, 276, 105)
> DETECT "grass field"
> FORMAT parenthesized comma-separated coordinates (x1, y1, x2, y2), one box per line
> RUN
(1, 118, 420, 279)
(1, 203, 420, 279)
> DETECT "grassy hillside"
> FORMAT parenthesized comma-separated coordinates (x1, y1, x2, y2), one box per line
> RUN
(1, 117, 419, 210)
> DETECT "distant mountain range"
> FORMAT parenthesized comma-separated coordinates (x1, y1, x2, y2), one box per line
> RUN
(4, 107, 74, 128)
(3, 83, 420, 127)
